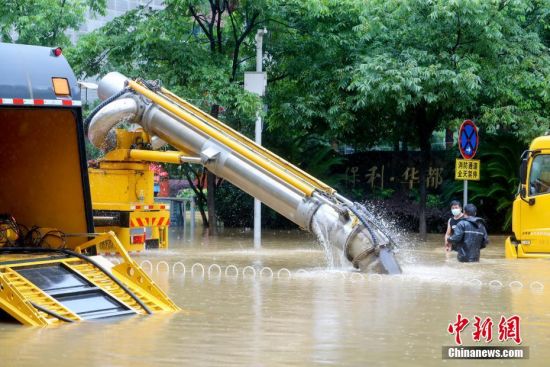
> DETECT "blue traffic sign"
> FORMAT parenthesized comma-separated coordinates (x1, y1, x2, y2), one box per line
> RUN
(458, 120, 478, 159)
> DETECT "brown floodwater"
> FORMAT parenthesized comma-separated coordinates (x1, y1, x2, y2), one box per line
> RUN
(1, 226, 549, 366)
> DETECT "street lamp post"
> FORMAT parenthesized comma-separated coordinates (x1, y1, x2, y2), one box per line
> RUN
(253, 28, 266, 248)
(244, 28, 267, 248)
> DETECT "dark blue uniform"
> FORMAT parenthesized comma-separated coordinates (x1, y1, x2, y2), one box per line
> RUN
(448, 216, 488, 262)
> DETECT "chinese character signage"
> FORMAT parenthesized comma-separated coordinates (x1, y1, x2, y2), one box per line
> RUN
(455, 159, 480, 181)
(448, 313, 522, 345)
(340, 151, 447, 193)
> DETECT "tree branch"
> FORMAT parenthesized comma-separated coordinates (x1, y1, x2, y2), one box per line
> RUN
(227, 0, 239, 46)
(267, 73, 289, 84)
(208, 0, 216, 51)
(230, 11, 260, 81)
(451, 13, 461, 54)
(188, 4, 215, 51)
(189, 5, 209, 37)
(216, 0, 223, 53)
(237, 55, 255, 65)
(51, 0, 67, 43)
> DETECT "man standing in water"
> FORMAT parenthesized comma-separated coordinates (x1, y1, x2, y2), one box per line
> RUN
(444, 200, 464, 252)
(448, 204, 489, 262)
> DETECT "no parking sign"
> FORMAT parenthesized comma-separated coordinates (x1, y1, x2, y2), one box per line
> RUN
(458, 120, 478, 160)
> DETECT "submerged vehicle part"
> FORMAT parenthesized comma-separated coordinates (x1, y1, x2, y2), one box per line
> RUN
(0, 43, 178, 326)
(0, 232, 178, 326)
(505, 135, 550, 258)
(89, 73, 402, 274)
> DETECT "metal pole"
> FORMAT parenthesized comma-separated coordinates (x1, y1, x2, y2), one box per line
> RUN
(254, 113, 262, 248)
(254, 28, 267, 249)
(190, 196, 196, 229)
(182, 200, 186, 228)
(463, 180, 468, 207)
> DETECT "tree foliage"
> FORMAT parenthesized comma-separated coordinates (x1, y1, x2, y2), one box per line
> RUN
(68, 1, 263, 123)
(341, 0, 550, 237)
(264, 0, 378, 144)
(346, 0, 550, 140)
(68, 0, 550, 231)
(0, 0, 106, 47)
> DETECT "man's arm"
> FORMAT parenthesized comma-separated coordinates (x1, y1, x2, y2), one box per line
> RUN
(444, 219, 451, 249)
(448, 221, 465, 245)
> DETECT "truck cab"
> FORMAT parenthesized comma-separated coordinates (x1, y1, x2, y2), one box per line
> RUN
(505, 135, 550, 258)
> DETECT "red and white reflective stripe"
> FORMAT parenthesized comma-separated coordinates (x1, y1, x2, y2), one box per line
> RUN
(132, 205, 151, 210)
(130, 204, 170, 210)
(0, 98, 81, 107)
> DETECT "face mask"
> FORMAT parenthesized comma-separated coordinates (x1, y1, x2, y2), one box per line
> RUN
(451, 208, 462, 216)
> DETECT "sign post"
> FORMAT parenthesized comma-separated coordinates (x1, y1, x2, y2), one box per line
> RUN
(457, 120, 479, 206)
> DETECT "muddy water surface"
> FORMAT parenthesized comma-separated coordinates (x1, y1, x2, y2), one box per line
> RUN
(1, 228, 549, 366)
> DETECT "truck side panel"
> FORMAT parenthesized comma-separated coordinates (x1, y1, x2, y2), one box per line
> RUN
(0, 108, 91, 247)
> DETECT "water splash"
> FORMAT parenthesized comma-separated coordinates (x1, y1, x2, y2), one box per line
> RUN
(361, 201, 410, 249)
(311, 217, 337, 269)
(310, 201, 404, 272)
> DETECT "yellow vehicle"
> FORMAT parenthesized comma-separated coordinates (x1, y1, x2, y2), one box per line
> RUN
(0, 43, 178, 326)
(89, 128, 201, 254)
(505, 135, 550, 258)
(89, 129, 176, 254)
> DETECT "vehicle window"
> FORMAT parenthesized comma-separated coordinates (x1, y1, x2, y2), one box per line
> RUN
(529, 155, 550, 195)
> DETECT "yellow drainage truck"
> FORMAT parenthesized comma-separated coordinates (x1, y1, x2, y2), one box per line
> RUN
(89, 128, 200, 254)
(0, 42, 178, 326)
(505, 135, 550, 258)
(89, 129, 171, 254)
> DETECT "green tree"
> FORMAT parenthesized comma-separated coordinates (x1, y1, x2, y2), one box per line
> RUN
(264, 0, 377, 146)
(69, 0, 550, 237)
(347, 0, 550, 239)
(0, 0, 105, 47)
(68, 1, 265, 230)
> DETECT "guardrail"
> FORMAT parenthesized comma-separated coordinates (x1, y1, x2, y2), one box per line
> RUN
(155, 196, 196, 227)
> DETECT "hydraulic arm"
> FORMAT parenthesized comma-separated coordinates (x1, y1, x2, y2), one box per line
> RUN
(89, 73, 402, 274)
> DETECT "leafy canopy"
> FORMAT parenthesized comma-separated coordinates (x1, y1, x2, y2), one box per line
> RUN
(68, 1, 268, 126)
(0, 0, 106, 47)
(347, 0, 550, 143)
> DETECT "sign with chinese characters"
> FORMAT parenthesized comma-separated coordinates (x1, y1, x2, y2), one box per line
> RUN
(455, 159, 480, 181)
(341, 151, 446, 193)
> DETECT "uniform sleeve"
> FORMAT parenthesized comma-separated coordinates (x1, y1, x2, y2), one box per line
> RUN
(448, 221, 464, 245)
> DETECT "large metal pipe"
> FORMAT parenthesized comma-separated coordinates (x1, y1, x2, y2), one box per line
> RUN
(88, 97, 139, 148)
(89, 72, 401, 274)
